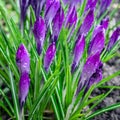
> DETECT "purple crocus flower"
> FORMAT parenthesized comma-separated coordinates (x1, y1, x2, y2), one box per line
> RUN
(44, 42, 56, 72)
(62, 0, 82, 6)
(71, 35, 85, 73)
(33, 16, 46, 55)
(100, 17, 109, 30)
(52, 7, 64, 42)
(19, 0, 30, 31)
(88, 26, 105, 56)
(85, 0, 98, 12)
(107, 27, 120, 51)
(19, 72, 30, 110)
(76, 52, 101, 95)
(78, 9, 94, 36)
(16, 44, 30, 74)
(98, 0, 112, 18)
(45, 0, 60, 27)
(85, 61, 103, 92)
(30, 0, 46, 18)
(64, 5, 77, 28)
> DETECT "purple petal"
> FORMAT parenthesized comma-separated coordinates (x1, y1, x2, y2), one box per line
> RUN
(64, 5, 77, 28)
(86, 68, 102, 91)
(33, 16, 46, 55)
(107, 27, 120, 51)
(20, 0, 30, 30)
(76, 52, 100, 94)
(78, 9, 94, 36)
(71, 35, 85, 73)
(16, 44, 30, 74)
(45, 0, 60, 26)
(30, 0, 46, 18)
(52, 7, 64, 42)
(62, 0, 82, 5)
(100, 17, 109, 30)
(98, 0, 112, 18)
(19, 72, 30, 109)
(92, 25, 104, 39)
(88, 28, 105, 56)
(44, 42, 56, 72)
(85, 0, 98, 12)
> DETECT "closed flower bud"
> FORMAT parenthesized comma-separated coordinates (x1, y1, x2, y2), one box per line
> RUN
(71, 35, 85, 73)
(85, 0, 98, 12)
(16, 44, 30, 74)
(30, 0, 46, 18)
(78, 9, 94, 36)
(63, 0, 81, 6)
(19, 72, 30, 110)
(33, 16, 46, 55)
(52, 7, 64, 42)
(44, 42, 56, 72)
(100, 17, 109, 30)
(20, 0, 30, 31)
(98, 0, 112, 18)
(88, 26, 105, 56)
(107, 27, 120, 51)
(65, 5, 77, 28)
(45, 0, 60, 27)
(85, 61, 103, 92)
(76, 52, 100, 95)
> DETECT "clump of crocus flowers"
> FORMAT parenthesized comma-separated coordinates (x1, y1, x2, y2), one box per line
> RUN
(18, 0, 120, 116)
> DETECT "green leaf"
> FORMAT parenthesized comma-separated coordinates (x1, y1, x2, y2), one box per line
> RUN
(29, 69, 61, 120)
(0, 101, 13, 117)
(86, 102, 120, 120)
(9, 68, 19, 120)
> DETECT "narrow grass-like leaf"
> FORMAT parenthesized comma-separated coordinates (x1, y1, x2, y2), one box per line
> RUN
(86, 102, 120, 120)
(9, 68, 19, 120)
(0, 101, 13, 117)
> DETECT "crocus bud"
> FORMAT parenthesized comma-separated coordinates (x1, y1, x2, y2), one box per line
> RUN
(63, 0, 82, 6)
(76, 52, 100, 95)
(30, 0, 46, 18)
(71, 35, 85, 73)
(107, 27, 120, 51)
(45, 0, 60, 27)
(88, 26, 105, 56)
(33, 16, 46, 55)
(52, 7, 64, 42)
(85, 61, 103, 92)
(20, 0, 30, 31)
(100, 17, 109, 30)
(16, 44, 30, 74)
(85, 0, 98, 12)
(44, 42, 56, 72)
(78, 9, 94, 36)
(19, 72, 30, 110)
(98, 0, 112, 18)
(64, 5, 77, 28)
(92, 25, 104, 39)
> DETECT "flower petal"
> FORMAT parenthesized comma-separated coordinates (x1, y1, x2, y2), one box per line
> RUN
(52, 7, 64, 42)
(64, 5, 77, 28)
(45, 0, 60, 26)
(16, 44, 30, 74)
(33, 16, 46, 55)
(76, 52, 100, 95)
(88, 27, 105, 56)
(44, 42, 56, 72)
(19, 72, 30, 109)
(71, 35, 85, 73)
(100, 17, 109, 30)
(78, 9, 94, 36)
(107, 27, 120, 51)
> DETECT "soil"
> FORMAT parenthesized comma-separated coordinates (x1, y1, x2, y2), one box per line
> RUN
(93, 57, 120, 120)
